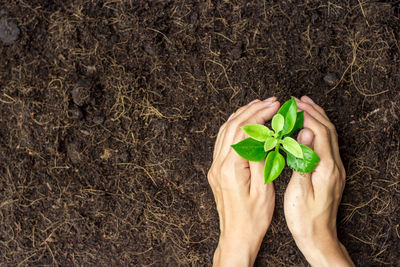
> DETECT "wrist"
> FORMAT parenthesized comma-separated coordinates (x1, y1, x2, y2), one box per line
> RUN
(213, 235, 262, 267)
(296, 237, 354, 267)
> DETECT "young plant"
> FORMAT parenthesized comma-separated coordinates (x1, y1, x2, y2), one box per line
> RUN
(231, 98, 320, 183)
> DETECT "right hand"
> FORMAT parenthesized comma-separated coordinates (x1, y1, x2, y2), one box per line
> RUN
(284, 96, 354, 266)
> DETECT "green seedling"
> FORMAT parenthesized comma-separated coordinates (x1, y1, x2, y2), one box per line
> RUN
(231, 98, 320, 183)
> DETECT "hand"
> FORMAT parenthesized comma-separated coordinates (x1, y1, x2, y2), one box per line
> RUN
(284, 96, 354, 266)
(208, 98, 280, 267)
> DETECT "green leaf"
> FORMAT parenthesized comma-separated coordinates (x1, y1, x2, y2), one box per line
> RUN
(231, 137, 267, 162)
(264, 136, 277, 152)
(286, 144, 320, 172)
(277, 98, 297, 135)
(264, 151, 285, 183)
(282, 137, 304, 159)
(285, 111, 304, 137)
(241, 124, 273, 142)
(272, 114, 284, 133)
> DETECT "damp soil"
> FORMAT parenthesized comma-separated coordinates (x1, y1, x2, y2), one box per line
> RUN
(0, 1, 399, 266)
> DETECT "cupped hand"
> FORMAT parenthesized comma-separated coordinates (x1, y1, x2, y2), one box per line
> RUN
(284, 96, 354, 266)
(208, 98, 280, 267)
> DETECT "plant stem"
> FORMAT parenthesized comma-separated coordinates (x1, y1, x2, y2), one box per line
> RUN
(275, 140, 281, 152)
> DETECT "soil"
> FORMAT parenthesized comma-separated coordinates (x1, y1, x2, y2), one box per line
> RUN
(0, 1, 399, 266)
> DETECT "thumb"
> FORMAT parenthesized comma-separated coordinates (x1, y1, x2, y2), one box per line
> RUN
(286, 129, 315, 196)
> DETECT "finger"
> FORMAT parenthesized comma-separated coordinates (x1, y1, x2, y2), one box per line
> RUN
(302, 111, 334, 163)
(249, 159, 273, 196)
(213, 98, 275, 159)
(228, 97, 276, 123)
(218, 101, 280, 159)
(286, 129, 315, 199)
(296, 98, 331, 127)
(230, 98, 278, 126)
(296, 98, 341, 165)
(249, 159, 265, 195)
(300, 96, 329, 119)
(288, 129, 314, 198)
(229, 101, 280, 146)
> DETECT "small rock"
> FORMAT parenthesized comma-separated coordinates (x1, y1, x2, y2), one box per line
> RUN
(118, 152, 129, 162)
(323, 73, 339, 86)
(71, 80, 91, 106)
(92, 115, 104, 124)
(231, 47, 242, 60)
(110, 34, 119, 43)
(144, 45, 155, 56)
(66, 141, 81, 164)
(69, 106, 83, 120)
(0, 18, 20, 45)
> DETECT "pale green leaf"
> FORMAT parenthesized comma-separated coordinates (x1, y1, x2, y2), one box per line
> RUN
(264, 136, 277, 152)
(241, 124, 273, 142)
(272, 114, 284, 133)
(282, 137, 304, 159)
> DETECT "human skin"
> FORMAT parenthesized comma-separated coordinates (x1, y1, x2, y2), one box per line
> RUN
(208, 96, 354, 267)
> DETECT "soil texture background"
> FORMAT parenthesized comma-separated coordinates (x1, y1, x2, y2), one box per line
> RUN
(0, 0, 399, 266)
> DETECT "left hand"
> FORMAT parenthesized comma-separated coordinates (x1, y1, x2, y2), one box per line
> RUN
(208, 97, 280, 267)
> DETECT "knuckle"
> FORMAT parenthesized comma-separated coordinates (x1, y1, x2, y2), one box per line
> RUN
(236, 105, 247, 113)
(217, 123, 226, 136)
(327, 122, 337, 134)
(316, 104, 327, 115)
(316, 123, 330, 136)
(300, 102, 312, 111)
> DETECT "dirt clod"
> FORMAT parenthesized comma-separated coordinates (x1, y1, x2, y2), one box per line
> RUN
(92, 115, 104, 124)
(323, 73, 339, 86)
(66, 141, 81, 164)
(0, 18, 19, 45)
(71, 80, 91, 106)
(231, 47, 242, 59)
(69, 106, 83, 120)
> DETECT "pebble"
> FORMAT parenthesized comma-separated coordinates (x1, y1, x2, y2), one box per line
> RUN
(231, 47, 242, 60)
(323, 73, 339, 86)
(71, 80, 91, 106)
(92, 115, 104, 124)
(0, 18, 20, 45)
(144, 45, 155, 56)
(69, 106, 83, 120)
(66, 141, 80, 164)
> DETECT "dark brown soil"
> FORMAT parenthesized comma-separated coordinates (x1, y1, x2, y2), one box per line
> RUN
(1, 1, 399, 266)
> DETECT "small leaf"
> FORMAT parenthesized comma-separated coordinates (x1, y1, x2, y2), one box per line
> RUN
(285, 111, 304, 137)
(264, 151, 285, 183)
(286, 144, 320, 172)
(282, 137, 304, 159)
(241, 124, 273, 142)
(264, 136, 277, 152)
(272, 114, 284, 133)
(277, 98, 297, 135)
(231, 137, 267, 162)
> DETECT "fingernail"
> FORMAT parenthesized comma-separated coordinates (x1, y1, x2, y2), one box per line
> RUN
(294, 97, 300, 102)
(297, 129, 314, 146)
(248, 99, 259, 105)
(228, 113, 235, 121)
(302, 96, 315, 104)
